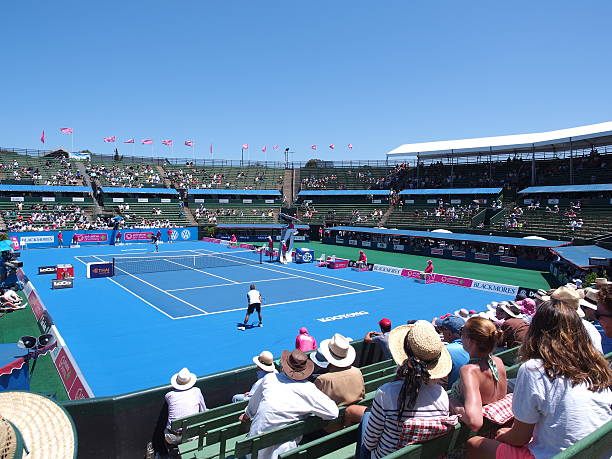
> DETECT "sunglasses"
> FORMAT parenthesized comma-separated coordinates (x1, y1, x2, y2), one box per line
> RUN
(595, 312, 612, 321)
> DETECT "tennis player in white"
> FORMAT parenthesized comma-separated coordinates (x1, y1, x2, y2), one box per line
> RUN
(238, 284, 263, 330)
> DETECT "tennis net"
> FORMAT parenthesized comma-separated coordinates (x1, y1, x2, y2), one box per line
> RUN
(112, 249, 263, 275)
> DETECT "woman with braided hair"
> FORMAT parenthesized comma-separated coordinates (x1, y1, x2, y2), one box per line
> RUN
(353, 322, 452, 459)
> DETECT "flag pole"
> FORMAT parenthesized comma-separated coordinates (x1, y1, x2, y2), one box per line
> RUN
(71, 132, 74, 153)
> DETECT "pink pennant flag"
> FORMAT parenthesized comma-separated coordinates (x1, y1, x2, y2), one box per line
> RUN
(104, 136, 116, 143)
(242, 144, 249, 149)
(161, 140, 173, 146)
(60, 127, 73, 134)
(311, 145, 317, 150)
(124, 138, 135, 144)
(184, 140, 193, 147)
(40, 130, 45, 144)
(142, 139, 153, 145)
(261, 145, 267, 152)
(329, 144, 335, 150)
(273, 145, 279, 150)
(348, 143, 353, 149)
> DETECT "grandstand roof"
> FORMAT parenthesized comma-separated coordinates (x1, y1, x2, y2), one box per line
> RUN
(188, 189, 281, 196)
(551, 245, 612, 269)
(100, 187, 178, 195)
(518, 184, 612, 194)
(387, 121, 612, 159)
(326, 226, 568, 248)
(215, 223, 310, 229)
(399, 187, 502, 196)
(298, 190, 390, 196)
(0, 184, 91, 193)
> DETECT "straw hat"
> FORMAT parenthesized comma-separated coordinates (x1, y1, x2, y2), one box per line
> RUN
(388, 323, 451, 380)
(319, 334, 356, 368)
(550, 286, 584, 317)
(0, 391, 76, 459)
(281, 349, 314, 381)
(497, 301, 522, 318)
(170, 368, 197, 391)
(252, 350, 276, 372)
(579, 288, 599, 311)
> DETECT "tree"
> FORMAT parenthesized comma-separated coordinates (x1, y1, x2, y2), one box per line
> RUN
(305, 159, 321, 168)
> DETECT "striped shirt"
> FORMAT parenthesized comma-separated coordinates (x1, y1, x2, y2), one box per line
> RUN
(363, 380, 449, 458)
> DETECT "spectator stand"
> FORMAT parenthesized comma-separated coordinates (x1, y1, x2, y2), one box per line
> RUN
(0, 149, 84, 186)
(99, 187, 190, 228)
(299, 166, 394, 190)
(188, 189, 281, 225)
(0, 184, 95, 232)
(493, 184, 612, 240)
(295, 190, 391, 227)
(549, 245, 612, 285)
(324, 225, 568, 271)
(86, 160, 164, 188)
(165, 164, 283, 190)
(212, 223, 310, 243)
(387, 187, 503, 231)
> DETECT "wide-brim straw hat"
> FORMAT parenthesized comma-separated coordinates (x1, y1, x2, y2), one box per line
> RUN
(252, 350, 276, 372)
(0, 391, 77, 459)
(388, 324, 451, 380)
(319, 333, 356, 368)
(170, 367, 198, 391)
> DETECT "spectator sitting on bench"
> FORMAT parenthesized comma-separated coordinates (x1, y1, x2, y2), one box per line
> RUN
(434, 315, 470, 387)
(164, 368, 207, 446)
(364, 318, 392, 360)
(467, 301, 612, 458)
(495, 301, 529, 348)
(239, 349, 338, 459)
(314, 334, 365, 407)
(232, 350, 278, 403)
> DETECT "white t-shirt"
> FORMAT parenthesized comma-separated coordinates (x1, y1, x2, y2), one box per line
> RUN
(512, 359, 612, 459)
(582, 319, 603, 353)
(165, 387, 207, 429)
(247, 289, 261, 305)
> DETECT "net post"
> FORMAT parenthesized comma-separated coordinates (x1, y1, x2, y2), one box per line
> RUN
(112, 258, 116, 276)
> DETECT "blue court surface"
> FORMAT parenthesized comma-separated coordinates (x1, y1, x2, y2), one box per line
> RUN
(20, 241, 513, 396)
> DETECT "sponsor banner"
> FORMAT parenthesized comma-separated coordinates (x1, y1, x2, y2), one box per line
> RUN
(377, 242, 387, 249)
(336, 238, 345, 244)
(202, 237, 222, 244)
(427, 199, 437, 204)
(294, 235, 307, 241)
(452, 250, 466, 258)
(27, 288, 45, 321)
(401, 268, 421, 279)
(124, 231, 153, 241)
(475, 252, 490, 261)
(242, 199, 253, 204)
(16, 267, 28, 284)
(372, 199, 382, 204)
(137, 198, 149, 203)
(52, 278, 74, 289)
(69, 152, 90, 160)
(516, 286, 540, 299)
(10, 236, 20, 250)
(10, 196, 24, 202)
(265, 199, 275, 204)
(160, 198, 171, 203)
(87, 262, 114, 278)
(547, 198, 559, 204)
(471, 280, 519, 296)
(38, 265, 57, 275)
(317, 310, 368, 322)
(68, 377, 90, 400)
(238, 243, 255, 249)
(112, 197, 124, 203)
(72, 197, 85, 202)
(361, 241, 371, 247)
(432, 274, 472, 288)
(450, 199, 461, 204)
(74, 233, 108, 243)
(20, 235, 54, 245)
(500, 256, 518, 264)
(54, 348, 78, 394)
(373, 264, 404, 276)
(431, 248, 444, 255)
(194, 198, 205, 203)
(349, 239, 358, 246)
(42, 196, 56, 202)
(393, 244, 405, 251)
(219, 199, 229, 204)
(405, 199, 414, 204)
(523, 199, 533, 205)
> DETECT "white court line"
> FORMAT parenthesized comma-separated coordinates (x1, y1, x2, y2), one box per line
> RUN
(72, 256, 177, 320)
(74, 249, 205, 259)
(91, 255, 209, 316)
(166, 276, 299, 292)
(161, 258, 239, 284)
(189, 249, 383, 292)
(171, 287, 384, 320)
(120, 248, 148, 252)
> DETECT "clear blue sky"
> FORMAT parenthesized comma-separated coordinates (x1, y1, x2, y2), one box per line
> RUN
(2, 1, 611, 163)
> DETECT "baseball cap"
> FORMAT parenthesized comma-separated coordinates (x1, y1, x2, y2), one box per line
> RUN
(378, 318, 392, 328)
(434, 315, 465, 334)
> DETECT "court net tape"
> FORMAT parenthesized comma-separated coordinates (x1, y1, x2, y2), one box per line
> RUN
(112, 249, 263, 275)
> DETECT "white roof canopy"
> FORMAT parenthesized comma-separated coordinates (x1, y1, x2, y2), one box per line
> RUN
(387, 121, 612, 159)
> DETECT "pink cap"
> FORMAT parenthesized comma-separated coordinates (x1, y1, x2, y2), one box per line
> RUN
(299, 327, 308, 334)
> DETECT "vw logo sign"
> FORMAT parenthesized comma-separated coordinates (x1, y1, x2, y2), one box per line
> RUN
(181, 229, 191, 240)
(170, 230, 179, 241)
(302, 252, 313, 262)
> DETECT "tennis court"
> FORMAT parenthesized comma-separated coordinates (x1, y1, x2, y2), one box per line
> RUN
(20, 240, 515, 396)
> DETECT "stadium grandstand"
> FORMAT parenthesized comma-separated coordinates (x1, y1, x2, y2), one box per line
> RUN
(1, 122, 611, 459)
